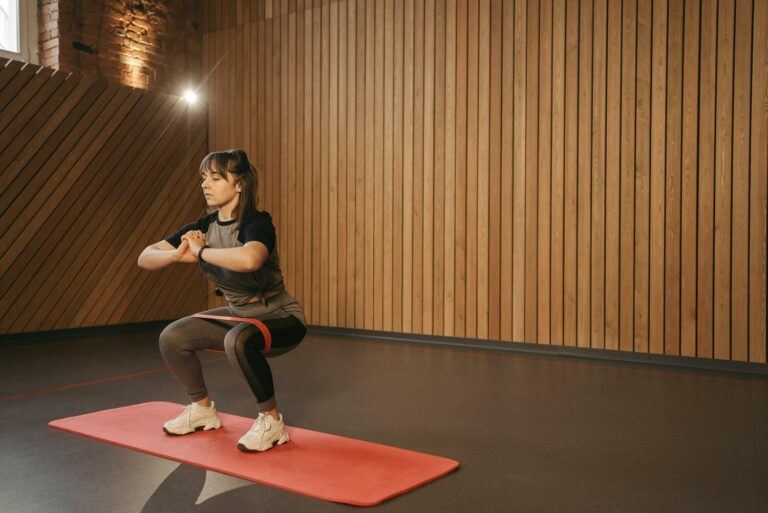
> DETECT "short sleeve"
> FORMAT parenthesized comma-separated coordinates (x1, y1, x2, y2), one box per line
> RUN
(164, 220, 202, 248)
(240, 213, 276, 253)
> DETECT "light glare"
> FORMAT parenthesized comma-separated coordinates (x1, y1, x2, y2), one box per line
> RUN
(183, 89, 198, 104)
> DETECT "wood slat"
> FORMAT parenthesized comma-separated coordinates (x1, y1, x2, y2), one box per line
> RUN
(591, 0, 607, 349)
(355, 0, 366, 329)
(476, 0, 489, 340)
(433, 0, 444, 336)
(550, 0, 566, 346)
(577, 0, 590, 348)
(749, 0, 767, 363)
(383, 0, 394, 331)
(455, 0, 467, 338)
(538, 0, 553, 345)
(486, 0, 498, 340)
(635, 0, 650, 353)
(714, 0, 735, 360)
(563, 0, 576, 346)
(681, 0, 700, 357)
(605, 0, 621, 350)
(665, 0, 683, 357)
(411, 0, 423, 332)
(512, 0, 528, 342)
(730, 0, 752, 362)
(373, 0, 384, 330)
(650, 0, 667, 355)
(393, 0, 404, 332)
(619, 0, 636, 352)
(526, 0, 539, 345)
(697, 0, 717, 359)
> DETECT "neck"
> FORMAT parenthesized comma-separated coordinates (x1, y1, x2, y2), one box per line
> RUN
(218, 198, 239, 221)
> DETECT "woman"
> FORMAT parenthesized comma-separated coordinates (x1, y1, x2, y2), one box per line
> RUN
(137, 149, 307, 453)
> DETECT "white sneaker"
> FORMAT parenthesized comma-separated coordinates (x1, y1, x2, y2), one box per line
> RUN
(236, 412, 290, 452)
(162, 401, 223, 435)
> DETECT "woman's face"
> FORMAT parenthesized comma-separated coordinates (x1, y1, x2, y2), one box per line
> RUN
(200, 168, 240, 207)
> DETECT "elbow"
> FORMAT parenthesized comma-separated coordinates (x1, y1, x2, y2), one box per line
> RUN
(136, 247, 151, 270)
(247, 256, 264, 273)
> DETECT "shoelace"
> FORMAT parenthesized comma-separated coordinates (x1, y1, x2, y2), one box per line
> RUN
(178, 404, 194, 418)
(252, 413, 272, 432)
(177, 404, 206, 422)
(169, 404, 195, 429)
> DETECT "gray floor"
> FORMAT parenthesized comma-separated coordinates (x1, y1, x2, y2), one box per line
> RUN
(1, 326, 767, 513)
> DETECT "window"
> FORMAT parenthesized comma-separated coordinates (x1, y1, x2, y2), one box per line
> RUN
(0, 0, 19, 53)
(0, 0, 38, 64)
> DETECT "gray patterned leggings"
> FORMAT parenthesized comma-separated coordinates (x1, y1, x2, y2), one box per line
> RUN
(158, 303, 307, 413)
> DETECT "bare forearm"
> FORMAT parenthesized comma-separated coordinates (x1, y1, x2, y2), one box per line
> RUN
(199, 246, 258, 273)
(137, 247, 179, 270)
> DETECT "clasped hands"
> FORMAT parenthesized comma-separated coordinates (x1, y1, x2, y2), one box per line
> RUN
(175, 230, 207, 263)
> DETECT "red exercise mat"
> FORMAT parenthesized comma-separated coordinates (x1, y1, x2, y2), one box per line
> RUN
(49, 401, 459, 506)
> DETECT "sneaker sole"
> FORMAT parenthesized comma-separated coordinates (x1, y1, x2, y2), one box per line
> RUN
(162, 421, 222, 436)
(236, 432, 290, 452)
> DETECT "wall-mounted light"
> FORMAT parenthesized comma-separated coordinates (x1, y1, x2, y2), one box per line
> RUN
(183, 89, 198, 104)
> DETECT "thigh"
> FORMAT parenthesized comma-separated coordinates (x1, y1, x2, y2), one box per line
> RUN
(165, 306, 238, 352)
(260, 314, 307, 357)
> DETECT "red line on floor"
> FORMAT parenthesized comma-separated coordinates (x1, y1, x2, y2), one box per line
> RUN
(0, 356, 229, 402)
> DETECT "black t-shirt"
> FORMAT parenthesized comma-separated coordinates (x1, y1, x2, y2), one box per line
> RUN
(165, 210, 276, 253)
(165, 210, 285, 305)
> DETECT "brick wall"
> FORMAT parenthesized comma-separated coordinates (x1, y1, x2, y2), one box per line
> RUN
(38, 0, 200, 94)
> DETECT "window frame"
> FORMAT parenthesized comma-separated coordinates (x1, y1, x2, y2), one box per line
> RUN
(0, 0, 39, 64)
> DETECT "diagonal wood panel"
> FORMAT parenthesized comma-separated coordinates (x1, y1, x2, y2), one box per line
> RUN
(0, 58, 209, 336)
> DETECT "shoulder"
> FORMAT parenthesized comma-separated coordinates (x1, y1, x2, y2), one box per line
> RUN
(238, 210, 276, 250)
(241, 210, 274, 230)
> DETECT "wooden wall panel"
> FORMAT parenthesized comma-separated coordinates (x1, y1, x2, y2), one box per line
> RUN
(201, 0, 768, 364)
(665, 0, 682, 357)
(591, 0, 606, 349)
(0, 59, 209, 335)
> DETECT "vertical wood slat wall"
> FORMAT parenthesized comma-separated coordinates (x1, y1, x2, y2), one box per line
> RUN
(201, 0, 767, 363)
(0, 58, 209, 335)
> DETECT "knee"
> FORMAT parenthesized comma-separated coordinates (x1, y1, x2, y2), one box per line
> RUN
(158, 322, 186, 355)
(224, 323, 262, 355)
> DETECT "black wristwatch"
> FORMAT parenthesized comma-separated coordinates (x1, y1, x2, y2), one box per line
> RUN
(197, 244, 209, 261)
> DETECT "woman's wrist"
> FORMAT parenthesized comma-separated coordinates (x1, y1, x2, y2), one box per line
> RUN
(197, 244, 209, 261)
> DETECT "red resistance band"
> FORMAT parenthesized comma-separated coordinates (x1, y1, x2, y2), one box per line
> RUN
(191, 313, 273, 353)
